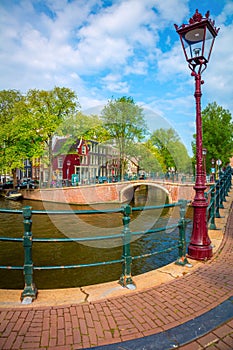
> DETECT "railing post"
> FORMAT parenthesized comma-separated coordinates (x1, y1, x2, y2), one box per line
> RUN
(224, 167, 231, 196)
(228, 166, 232, 189)
(21, 206, 37, 302)
(204, 191, 209, 224)
(209, 185, 217, 230)
(218, 177, 225, 209)
(226, 166, 232, 192)
(215, 180, 221, 218)
(175, 200, 192, 267)
(221, 174, 227, 203)
(119, 204, 136, 289)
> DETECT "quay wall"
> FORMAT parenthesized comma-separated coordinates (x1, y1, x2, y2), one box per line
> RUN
(21, 183, 120, 205)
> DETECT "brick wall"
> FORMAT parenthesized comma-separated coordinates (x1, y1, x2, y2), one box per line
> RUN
(21, 181, 201, 205)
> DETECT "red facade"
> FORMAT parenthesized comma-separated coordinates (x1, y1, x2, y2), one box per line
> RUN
(52, 138, 89, 181)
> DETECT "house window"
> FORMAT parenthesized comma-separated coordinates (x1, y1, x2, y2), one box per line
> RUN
(81, 156, 88, 165)
(44, 170, 49, 182)
(82, 145, 86, 154)
(58, 157, 63, 168)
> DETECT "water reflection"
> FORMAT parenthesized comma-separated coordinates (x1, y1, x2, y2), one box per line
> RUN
(0, 186, 192, 289)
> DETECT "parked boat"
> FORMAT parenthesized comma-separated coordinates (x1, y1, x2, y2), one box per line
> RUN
(4, 190, 23, 201)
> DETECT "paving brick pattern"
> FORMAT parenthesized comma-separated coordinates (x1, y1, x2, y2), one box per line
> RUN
(179, 319, 233, 350)
(0, 204, 233, 349)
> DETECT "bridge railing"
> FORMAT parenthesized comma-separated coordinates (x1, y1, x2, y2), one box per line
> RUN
(0, 200, 191, 303)
(48, 173, 195, 187)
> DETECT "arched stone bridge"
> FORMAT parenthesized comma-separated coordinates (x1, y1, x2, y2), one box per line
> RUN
(22, 180, 205, 205)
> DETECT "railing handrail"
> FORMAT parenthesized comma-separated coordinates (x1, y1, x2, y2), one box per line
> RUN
(205, 166, 232, 229)
(0, 199, 191, 302)
(0, 165, 231, 304)
(0, 201, 179, 216)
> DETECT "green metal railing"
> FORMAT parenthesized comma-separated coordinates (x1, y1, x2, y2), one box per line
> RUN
(206, 166, 232, 229)
(0, 200, 191, 302)
(0, 166, 231, 303)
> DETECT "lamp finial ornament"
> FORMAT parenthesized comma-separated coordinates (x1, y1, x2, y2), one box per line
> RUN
(189, 9, 203, 24)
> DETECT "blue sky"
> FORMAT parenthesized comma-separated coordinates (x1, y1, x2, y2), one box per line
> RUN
(1, 0, 233, 155)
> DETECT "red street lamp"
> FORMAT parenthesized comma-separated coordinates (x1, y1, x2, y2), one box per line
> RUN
(175, 10, 219, 260)
(202, 147, 207, 180)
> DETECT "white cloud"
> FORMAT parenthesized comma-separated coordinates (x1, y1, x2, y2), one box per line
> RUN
(216, 0, 233, 23)
(74, 0, 160, 73)
(0, 0, 187, 80)
(206, 22, 233, 111)
(156, 43, 189, 79)
(152, 0, 189, 24)
(100, 73, 129, 93)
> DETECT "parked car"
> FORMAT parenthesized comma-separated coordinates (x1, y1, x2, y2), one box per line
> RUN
(97, 176, 108, 184)
(17, 179, 39, 189)
(0, 181, 14, 190)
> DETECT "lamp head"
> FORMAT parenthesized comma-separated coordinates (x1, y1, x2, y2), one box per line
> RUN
(175, 10, 219, 73)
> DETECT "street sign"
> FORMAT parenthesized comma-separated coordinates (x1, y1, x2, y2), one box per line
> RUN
(72, 174, 79, 185)
(216, 159, 222, 166)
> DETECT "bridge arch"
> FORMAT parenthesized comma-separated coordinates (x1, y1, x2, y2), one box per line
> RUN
(119, 182, 172, 204)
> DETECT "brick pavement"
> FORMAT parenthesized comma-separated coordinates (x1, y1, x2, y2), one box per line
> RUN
(0, 199, 233, 349)
(179, 319, 233, 350)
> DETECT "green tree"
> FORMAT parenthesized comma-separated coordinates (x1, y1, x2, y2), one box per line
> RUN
(144, 140, 167, 172)
(126, 141, 165, 175)
(150, 128, 191, 173)
(25, 87, 80, 186)
(0, 90, 38, 185)
(57, 112, 110, 155)
(101, 96, 148, 179)
(171, 141, 192, 173)
(192, 102, 233, 173)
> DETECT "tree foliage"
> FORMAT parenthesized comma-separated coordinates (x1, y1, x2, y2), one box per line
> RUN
(0, 90, 37, 183)
(24, 87, 80, 185)
(150, 128, 191, 173)
(125, 141, 164, 175)
(57, 112, 110, 154)
(0, 87, 80, 185)
(192, 102, 233, 173)
(101, 96, 148, 179)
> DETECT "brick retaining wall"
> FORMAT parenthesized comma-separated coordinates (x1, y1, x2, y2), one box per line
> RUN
(21, 181, 202, 205)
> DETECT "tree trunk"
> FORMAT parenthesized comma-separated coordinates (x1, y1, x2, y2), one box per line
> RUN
(12, 168, 17, 188)
(47, 137, 53, 188)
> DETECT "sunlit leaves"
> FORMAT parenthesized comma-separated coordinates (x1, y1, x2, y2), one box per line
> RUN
(150, 128, 191, 173)
(192, 102, 233, 172)
(101, 96, 148, 178)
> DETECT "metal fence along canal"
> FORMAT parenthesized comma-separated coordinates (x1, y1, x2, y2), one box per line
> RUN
(0, 166, 231, 304)
(0, 200, 191, 301)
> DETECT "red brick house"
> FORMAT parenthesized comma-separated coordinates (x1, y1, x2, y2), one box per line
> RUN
(52, 137, 120, 185)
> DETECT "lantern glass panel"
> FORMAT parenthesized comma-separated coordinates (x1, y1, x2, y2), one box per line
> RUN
(204, 26, 215, 61)
(182, 25, 215, 62)
(182, 28, 205, 60)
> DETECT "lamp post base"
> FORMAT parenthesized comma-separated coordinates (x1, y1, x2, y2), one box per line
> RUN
(188, 182, 212, 261)
(188, 244, 213, 261)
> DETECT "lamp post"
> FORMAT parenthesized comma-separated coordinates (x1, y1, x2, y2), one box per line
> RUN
(202, 148, 207, 181)
(211, 158, 215, 182)
(175, 10, 219, 260)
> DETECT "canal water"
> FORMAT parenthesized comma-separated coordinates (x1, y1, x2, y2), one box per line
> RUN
(0, 187, 192, 289)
